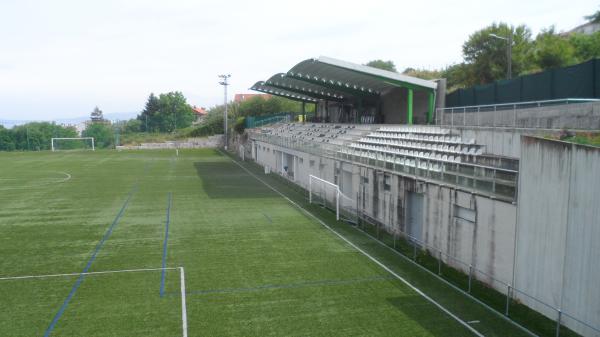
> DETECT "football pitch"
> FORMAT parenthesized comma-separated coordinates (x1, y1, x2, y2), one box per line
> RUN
(0, 149, 530, 336)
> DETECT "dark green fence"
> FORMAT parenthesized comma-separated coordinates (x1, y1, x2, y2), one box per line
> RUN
(245, 112, 297, 128)
(446, 59, 600, 107)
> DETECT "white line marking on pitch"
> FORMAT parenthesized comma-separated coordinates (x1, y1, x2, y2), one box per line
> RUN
(2, 266, 188, 337)
(0, 267, 178, 281)
(225, 153, 485, 337)
(0, 171, 72, 191)
(180, 267, 188, 337)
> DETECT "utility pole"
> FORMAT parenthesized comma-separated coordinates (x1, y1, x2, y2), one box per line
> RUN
(218, 74, 231, 150)
(507, 32, 513, 79)
(26, 126, 30, 151)
(490, 28, 513, 80)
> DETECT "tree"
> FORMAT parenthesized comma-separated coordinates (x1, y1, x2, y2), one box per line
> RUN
(364, 60, 397, 72)
(0, 122, 77, 151)
(569, 31, 600, 62)
(402, 68, 443, 80)
(237, 96, 312, 117)
(123, 119, 142, 133)
(156, 92, 195, 132)
(83, 123, 113, 148)
(136, 92, 195, 132)
(0, 126, 16, 151)
(462, 23, 533, 85)
(138, 93, 160, 132)
(90, 106, 104, 122)
(442, 63, 475, 91)
(530, 27, 577, 70)
(584, 9, 600, 23)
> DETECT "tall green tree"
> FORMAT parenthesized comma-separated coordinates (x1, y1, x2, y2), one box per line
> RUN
(569, 31, 600, 62)
(156, 92, 195, 132)
(462, 23, 533, 85)
(584, 9, 600, 23)
(136, 92, 195, 132)
(364, 60, 397, 72)
(137, 93, 160, 131)
(530, 27, 577, 70)
(82, 123, 114, 148)
(442, 63, 475, 91)
(0, 125, 16, 151)
(0, 122, 77, 151)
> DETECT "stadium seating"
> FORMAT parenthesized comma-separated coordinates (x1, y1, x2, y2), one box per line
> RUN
(259, 123, 488, 172)
(260, 123, 374, 145)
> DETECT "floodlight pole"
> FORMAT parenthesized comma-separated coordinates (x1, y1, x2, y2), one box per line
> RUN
(218, 74, 231, 151)
(490, 31, 513, 80)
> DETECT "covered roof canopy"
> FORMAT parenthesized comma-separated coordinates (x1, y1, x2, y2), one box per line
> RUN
(265, 73, 348, 102)
(250, 81, 318, 103)
(250, 56, 438, 103)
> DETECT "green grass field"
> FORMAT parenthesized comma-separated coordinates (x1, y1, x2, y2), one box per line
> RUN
(0, 149, 531, 336)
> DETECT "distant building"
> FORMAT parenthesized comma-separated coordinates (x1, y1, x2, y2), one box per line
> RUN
(566, 21, 600, 35)
(234, 93, 271, 103)
(192, 105, 208, 124)
(192, 106, 208, 117)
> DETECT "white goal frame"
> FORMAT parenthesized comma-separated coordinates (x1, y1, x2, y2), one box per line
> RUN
(51, 137, 95, 151)
(309, 175, 341, 220)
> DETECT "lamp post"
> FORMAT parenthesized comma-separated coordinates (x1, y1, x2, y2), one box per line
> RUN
(490, 32, 513, 79)
(218, 74, 231, 150)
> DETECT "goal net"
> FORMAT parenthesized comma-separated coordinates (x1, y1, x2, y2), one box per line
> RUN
(51, 137, 95, 151)
(309, 175, 357, 223)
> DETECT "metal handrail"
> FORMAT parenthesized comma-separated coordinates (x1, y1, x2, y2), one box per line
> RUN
(249, 131, 518, 201)
(437, 98, 600, 113)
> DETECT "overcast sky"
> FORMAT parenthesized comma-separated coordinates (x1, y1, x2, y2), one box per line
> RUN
(0, 0, 597, 121)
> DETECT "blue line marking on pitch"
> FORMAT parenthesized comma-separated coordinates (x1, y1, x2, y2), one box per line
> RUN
(160, 192, 172, 297)
(43, 186, 138, 337)
(262, 212, 272, 223)
(165, 275, 394, 297)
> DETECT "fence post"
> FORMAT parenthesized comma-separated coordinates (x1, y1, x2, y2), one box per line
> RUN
(513, 104, 517, 127)
(468, 265, 473, 293)
(463, 107, 466, 126)
(493, 105, 497, 127)
(438, 250, 442, 275)
(451, 108, 454, 127)
(477, 106, 480, 127)
(555, 309, 562, 337)
(505, 284, 511, 316)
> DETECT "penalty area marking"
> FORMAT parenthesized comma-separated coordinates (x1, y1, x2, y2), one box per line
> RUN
(0, 266, 188, 337)
(0, 267, 177, 281)
(0, 171, 71, 191)
(222, 151, 485, 337)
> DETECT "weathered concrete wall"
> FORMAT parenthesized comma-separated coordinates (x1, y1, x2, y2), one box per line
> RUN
(252, 139, 518, 298)
(438, 101, 600, 130)
(382, 87, 406, 124)
(515, 136, 600, 336)
(382, 87, 431, 125)
(451, 127, 567, 158)
(116, 135, 223, 150)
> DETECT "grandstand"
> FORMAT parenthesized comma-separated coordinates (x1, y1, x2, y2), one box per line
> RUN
(243, 56, 600, 337)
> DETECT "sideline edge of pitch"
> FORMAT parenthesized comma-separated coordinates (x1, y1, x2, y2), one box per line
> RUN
(222, 151, 485, 337)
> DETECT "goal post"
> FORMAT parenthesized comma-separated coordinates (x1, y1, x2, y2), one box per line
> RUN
(309, 175, 357, 223)
(51, 137, 95, 151)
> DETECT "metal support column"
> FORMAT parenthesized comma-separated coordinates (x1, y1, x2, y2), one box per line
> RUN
(427, 91, 434, 124)
(407, 88, 414, 125)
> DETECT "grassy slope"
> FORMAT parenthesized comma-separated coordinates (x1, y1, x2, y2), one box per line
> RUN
(0, 149, 529, 336)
